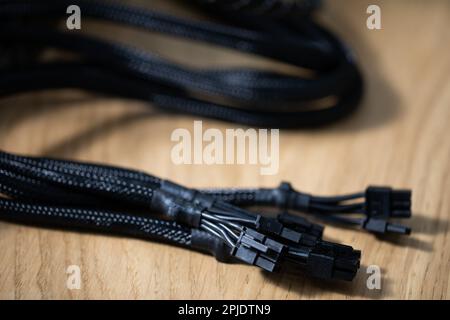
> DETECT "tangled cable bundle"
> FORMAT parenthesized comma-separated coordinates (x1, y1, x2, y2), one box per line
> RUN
(0, 1, 411, 282)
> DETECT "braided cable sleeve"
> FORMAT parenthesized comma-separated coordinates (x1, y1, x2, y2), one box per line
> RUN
(0, 167, 108, 207)
(0, 0, 336, 68)
(0, 149, 368, 280)
(0, 151, 158, 208)
(0, 150, 161, 186)
(193, 0, 321, 18)
(0, 151, 365, 215)
(1, 28, 357, 101)
(0, 0, 364, 128)
(0, 198, 193, 247)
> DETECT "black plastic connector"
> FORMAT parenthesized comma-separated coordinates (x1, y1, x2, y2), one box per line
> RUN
(277, 212, 324, 238)
(362, 218, 411, 235)
(363, 187, 412, 235)
(318, 240, 361, 259)
(286, 243, 360, 281)
(365, 186, 412, 218)
(231, 227, 286, 272)
(306, 249, 335, 280)
(255, 215, 299, 242)
(256, 215, 320, 247)
(306, 243, 360, 281)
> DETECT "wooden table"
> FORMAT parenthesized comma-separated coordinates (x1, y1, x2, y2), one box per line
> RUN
(0, 0, 449, 299)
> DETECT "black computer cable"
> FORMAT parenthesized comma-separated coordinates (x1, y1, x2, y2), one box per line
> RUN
(0, 1, 412, 282)
(0, 149, 412, 281)
(0, 0, 363, 128)
(202, 182, 412, 235)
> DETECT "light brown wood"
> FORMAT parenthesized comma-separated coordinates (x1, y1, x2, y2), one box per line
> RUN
(0, 0, 449, 299)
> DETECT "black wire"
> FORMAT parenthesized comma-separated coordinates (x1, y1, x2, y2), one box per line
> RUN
(0, 0, 363, 128)
(0, 150, 370, 230)
(309, 203, 365, 213)
(0, 198, 193, 247)
(0, 149, 367, 280)
(0, 1, 405, 281)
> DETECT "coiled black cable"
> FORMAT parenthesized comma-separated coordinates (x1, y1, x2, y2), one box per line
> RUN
(0, 0, 363, 128)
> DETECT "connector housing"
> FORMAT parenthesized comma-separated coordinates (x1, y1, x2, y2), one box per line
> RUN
(231, 227, 286, 272)
(255, 215, 303, 244)
(365, 186, 412, 218)
(306, 243, 360, 281)
(277, 212, 324, 238)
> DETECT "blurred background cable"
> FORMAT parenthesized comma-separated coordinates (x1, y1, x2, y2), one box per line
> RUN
(0, 0, 363, 128)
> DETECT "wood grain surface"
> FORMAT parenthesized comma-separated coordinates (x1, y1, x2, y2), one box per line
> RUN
(0, 0, 449, 299)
